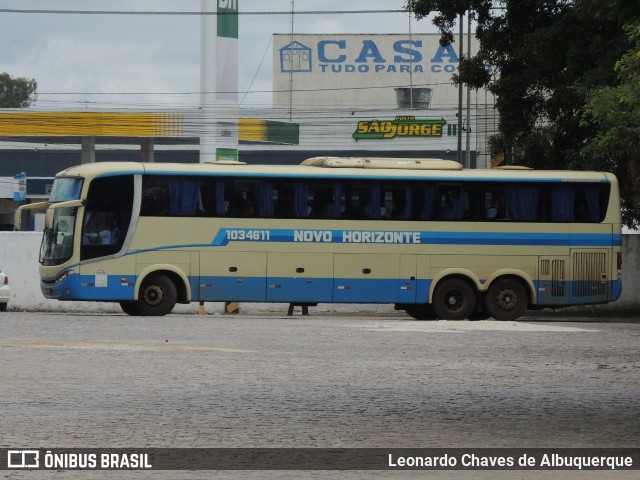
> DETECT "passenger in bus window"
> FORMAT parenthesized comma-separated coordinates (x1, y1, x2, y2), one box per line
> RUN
(240, 192, 256, 217)
(82, 212, 100, 244)
(487, 194, 507, 220)
(382, 197, 395, 219)
(107, 216, 122, 244)
(439, 195, 454, 220)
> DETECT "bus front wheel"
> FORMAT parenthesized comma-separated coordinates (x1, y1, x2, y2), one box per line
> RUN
(484, 278, 527, 321)
(135, 273, 177, 316)
(432, 279, 475, 320)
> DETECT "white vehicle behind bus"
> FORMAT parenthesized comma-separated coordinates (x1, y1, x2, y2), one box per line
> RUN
(0, 268, 9, 311)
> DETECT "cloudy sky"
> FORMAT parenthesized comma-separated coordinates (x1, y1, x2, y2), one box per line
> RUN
(1, 0, 439, 110)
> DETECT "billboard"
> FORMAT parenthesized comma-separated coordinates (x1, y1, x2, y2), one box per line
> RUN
(273, 34, 482, 110)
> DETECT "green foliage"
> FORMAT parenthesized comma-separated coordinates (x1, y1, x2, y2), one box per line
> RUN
(406, 0, 493, 46)
(0, 72, 38, 108)
(407, 0, 640, 226)
(582, 22, 640, 227)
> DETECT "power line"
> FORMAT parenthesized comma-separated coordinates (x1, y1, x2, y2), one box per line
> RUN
(0, 8, 405, 16)
(36, 81, 464, 97)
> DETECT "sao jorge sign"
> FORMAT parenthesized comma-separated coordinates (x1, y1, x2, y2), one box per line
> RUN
(353, 116, 448, 141)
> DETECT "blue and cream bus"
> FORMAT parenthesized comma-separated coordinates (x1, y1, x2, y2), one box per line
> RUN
(18, 157, 622, 320)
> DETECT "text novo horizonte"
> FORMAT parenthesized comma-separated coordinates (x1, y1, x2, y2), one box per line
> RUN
(294, 230, 421, 244)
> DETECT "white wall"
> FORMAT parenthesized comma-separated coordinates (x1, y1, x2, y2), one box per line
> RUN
(1, 231, 638, 313)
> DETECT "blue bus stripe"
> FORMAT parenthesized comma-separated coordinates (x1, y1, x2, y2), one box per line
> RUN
(43, 272, 620, 307)
(119, 231, 620, 254)
(208, 229, 619, 248)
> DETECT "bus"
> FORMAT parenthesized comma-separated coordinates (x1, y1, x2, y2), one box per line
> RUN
(17, 157, 622, 320)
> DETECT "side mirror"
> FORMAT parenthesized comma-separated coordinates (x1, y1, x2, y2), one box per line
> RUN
(14, 209, 23, 231)
(14, 201, 49, 231)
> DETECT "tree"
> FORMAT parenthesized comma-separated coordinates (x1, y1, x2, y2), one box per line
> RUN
(407, 0, 640, 225)
(582, 22, 640, 227)
(0, 72, 37, 108)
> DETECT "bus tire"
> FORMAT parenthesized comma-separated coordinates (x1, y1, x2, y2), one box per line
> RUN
(432, 278, 475, 320)
(405, 304, 436, 321)
(135, 273, 177, 316)
(119, 302, 141, 316)
(484, 278, 527, 321)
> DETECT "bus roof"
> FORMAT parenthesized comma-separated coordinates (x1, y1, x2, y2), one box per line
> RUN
(54, 159, 615, 183)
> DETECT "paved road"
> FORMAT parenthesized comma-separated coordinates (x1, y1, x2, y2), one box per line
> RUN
(1, 311, 638, 479)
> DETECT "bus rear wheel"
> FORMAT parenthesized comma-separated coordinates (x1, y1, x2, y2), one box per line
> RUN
(135, 273, 177, 316)
(432, 278, 475, 320)
(484, 278, 527, 321)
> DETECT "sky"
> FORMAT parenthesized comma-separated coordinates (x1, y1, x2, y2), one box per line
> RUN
(1, 0, 439, 110)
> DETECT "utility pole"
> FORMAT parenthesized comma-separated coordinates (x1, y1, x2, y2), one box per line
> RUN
(457, 13, 463, 165)
(465, 10, 471, 168)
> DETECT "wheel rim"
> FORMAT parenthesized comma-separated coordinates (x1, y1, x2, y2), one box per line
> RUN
(143, 284, 164, 306)
(444, 289, 465, 313)
(496, 288, 518, 311)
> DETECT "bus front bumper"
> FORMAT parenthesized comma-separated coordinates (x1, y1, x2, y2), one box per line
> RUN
(41, 270, 137, 301)
(41, 270, 79, 300)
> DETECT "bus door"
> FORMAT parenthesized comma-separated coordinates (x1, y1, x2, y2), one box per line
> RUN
(199, 252, 267, 302)
(333, 254, 416, 303)
(266, 253, 333, 303)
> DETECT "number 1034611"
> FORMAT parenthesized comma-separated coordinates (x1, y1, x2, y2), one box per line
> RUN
(225, 229, 270, 241)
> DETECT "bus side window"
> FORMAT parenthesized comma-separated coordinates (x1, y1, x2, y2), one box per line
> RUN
(394, 185, 414, 220)
(378, 185, 412, 220)
(213, 180, 230, 217)
(238, 191, 256, 217)
(229, 181, 255, 217)
(142, 177, 206, 217)
(485, 191, 507, 220)
(308, 182, 344, 219)
(81, 175, 133, 260)
(196, 178, 213, 216)
(436, 185, 463, 221)
(575, 185, 604, 222)
(141, 178, 170, 216)
(256, 181, 275, 218)
(463, 187, 482, 221)
(550, 185, 576, 222)
(310, 186, 334, 219)
(348, 186, 368, 219)
(417, 183, 437, 220)
(292, 182, 311, 218)
(347, 183, 383, 220)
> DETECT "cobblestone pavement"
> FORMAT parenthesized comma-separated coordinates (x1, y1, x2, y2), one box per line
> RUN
(1, 311, 638, 479)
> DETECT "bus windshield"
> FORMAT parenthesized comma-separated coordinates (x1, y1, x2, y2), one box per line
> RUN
(49, 177, 83, 202)
(40, 206, 78, 266)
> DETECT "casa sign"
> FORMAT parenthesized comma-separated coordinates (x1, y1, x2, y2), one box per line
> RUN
(279, 36, 464, 75)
